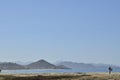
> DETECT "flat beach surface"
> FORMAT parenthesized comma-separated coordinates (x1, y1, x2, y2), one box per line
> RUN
(0, 72, 120, 80)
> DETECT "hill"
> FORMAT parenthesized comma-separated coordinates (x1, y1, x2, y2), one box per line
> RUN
(1, 60, 119, 70)
(0, 62, 25, 70)
(0, 60, 69, 70)
(26, 59, 57, 69)
(58, 61, 120, 70)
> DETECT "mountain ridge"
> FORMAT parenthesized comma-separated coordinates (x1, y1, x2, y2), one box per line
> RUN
(0, 60, 69, 70)
(0, 60, 120, 70)
(57, 61, 120, 69)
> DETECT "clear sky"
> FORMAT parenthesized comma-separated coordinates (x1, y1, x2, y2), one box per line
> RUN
(0, 0, 120, 65)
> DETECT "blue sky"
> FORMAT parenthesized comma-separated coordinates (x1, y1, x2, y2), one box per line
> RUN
(0, 0, 120, 65)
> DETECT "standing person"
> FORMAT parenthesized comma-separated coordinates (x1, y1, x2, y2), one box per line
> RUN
(108, 66, 112, 75)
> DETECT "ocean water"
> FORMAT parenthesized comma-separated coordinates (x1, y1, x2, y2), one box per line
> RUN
(1, 68, 120, 74)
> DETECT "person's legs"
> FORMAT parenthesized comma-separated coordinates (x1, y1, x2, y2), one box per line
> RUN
(109, 70, 111, 74)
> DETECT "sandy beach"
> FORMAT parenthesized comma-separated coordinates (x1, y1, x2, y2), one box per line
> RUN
(0, 72, 120, 80)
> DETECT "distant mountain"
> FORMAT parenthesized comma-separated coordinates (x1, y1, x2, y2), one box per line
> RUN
(57, 62, 94, 69)
(56, 65, 71, 69)
(2, 60, 119, 70)
(14, 61, 31, 65)
(0, 62, 25, 70)
(26, 59, 57, 69)
(58, 61, 120, 70)
(0, 60, 69, 70)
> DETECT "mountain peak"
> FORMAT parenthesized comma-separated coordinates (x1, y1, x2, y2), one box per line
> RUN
(27, 59, 56, 69)
(37, 59, 47, 62)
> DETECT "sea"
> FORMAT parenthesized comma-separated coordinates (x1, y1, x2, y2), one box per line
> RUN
(1, 68, 120, 74)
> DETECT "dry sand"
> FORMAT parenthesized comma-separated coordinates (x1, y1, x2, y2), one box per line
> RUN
(0, 72, 120, 80)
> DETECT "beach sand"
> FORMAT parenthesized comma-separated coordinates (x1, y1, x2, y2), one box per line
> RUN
(0, 72, 120, 80)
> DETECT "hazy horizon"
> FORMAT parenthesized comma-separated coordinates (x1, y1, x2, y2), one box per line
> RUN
(0, 59, 119, 67)
(0, 0, 120, 66)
